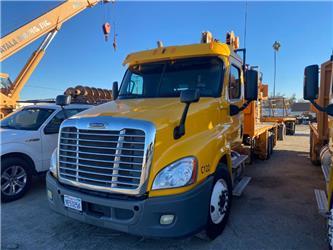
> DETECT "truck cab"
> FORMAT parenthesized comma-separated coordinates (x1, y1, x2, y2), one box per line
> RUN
(47, 32, 258, 239)
(303, 54, 333, 248)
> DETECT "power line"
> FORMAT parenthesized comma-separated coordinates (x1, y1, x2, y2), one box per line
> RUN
(24, 85, 62, 91)
(243, 0, 248, 48)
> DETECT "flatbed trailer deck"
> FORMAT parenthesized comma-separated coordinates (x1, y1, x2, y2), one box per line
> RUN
(243, 99, 278, 160)
(261, 94, 297, 136)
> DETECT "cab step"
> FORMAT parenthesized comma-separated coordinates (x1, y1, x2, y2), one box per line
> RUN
(232, 154, 248, 169)
(322, 164, 330, 183)
(314, 189, 328, 217)
(233, 176, 251, 196)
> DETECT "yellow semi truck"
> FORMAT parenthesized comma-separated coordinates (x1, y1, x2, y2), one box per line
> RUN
(47, 32, 269, 239)
(303, 54, 333, 248)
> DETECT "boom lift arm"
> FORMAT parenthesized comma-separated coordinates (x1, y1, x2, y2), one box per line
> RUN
(0, 0, 110, 118)
(0, 0, 108, 61)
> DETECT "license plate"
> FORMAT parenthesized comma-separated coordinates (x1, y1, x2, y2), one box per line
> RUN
(64, 195, 82, 211)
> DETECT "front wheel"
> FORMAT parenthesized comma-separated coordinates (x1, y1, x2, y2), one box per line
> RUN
(205, 167, 232, 240)
(1, 157, 32, 202)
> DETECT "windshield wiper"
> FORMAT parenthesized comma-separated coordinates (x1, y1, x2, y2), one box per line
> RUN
(118, 93, 142, 98)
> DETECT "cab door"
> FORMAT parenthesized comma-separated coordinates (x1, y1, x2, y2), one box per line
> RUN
(227, 60, 244, 146)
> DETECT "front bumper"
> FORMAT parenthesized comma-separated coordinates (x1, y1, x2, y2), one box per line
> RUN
(46, 172, 214, 238)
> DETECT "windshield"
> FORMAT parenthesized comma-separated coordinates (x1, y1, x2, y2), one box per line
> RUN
(119, 57, 224, 99)
(1, 108, 54, 130)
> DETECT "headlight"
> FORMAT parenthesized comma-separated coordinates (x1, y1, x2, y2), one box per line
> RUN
(50, 148, 58, 178)
(152, 157, 197, 190)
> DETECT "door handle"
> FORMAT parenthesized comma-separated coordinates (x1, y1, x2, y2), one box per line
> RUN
(26, 138, 40, 142)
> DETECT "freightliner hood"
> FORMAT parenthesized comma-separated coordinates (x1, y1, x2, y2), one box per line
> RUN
(73, 98, 218, 132)
(71, 98, 224, 193)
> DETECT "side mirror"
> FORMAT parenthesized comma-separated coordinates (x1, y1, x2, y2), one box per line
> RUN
(303, 65, 319, 100)
(56, 95, 71, 106)
(112, 81, 119, 100)
(229, 69, 258, 116)
(245, 69, 259, 101)
(180, 89, 200, 104)
(174, 89, 200, 139)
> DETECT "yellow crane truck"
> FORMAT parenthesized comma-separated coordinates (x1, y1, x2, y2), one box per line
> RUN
(303, 54, 333, 248)
(47, 32, 272, 239)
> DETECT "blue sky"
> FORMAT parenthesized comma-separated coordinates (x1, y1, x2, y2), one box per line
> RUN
(1, 1, 333, 100)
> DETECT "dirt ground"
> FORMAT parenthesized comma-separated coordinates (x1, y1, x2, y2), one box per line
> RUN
(1, 125, 328, 250)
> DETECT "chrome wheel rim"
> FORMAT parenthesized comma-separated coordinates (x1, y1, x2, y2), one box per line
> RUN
(1, 165, 27, 196)
(210, 179, 229, 224)
(328, 208, 333, 247)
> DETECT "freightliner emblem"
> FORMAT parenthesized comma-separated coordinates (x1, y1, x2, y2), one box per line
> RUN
(89, 122, 106, 129)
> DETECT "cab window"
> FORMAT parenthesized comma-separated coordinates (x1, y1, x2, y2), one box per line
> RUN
(127, 73, 144, 95)
(229, 65, 241, 100)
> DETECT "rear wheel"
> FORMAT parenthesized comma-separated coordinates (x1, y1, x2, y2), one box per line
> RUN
(290, 122, 296, 135)
(310, 130, 320, 165)
(1, 157, 32, 202)
(266, 137, 272, 160)
(205, 166, 232, 240)
(285, 122, 295, 135)
(269, 135, 274, 155)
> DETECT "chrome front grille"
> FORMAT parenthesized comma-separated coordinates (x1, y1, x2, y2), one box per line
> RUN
(58, 126, 147, 192)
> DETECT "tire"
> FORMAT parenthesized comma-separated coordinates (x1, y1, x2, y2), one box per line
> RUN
(310, 130, 321, 166)
(266, 137, 272, 160)
(269, 135, 274, 155)
(248, 138, 255, 164)
(1, 157, 32, 202)
(205, 166, 232, 240)
(286, 122, 295, 136)
(290, 122, 296, 135)
(328, 198, 333, 250)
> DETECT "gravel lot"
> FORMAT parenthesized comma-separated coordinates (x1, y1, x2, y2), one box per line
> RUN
(1, 125, 327, 250)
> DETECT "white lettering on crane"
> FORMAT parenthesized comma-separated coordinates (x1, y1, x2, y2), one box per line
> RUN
(0, 19, 51, 55)
(72, 0, 84, 9)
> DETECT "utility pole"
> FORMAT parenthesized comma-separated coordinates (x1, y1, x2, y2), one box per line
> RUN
(273, 41, 281, 97)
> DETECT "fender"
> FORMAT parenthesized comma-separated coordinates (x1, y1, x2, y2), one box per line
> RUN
(1, 142, 42, 172)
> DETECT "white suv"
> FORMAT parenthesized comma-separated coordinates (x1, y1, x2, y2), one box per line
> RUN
(1, 103, 92, 202)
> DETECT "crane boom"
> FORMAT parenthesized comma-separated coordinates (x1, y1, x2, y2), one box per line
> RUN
(0, 0, 104, 62)
(0, 0, 110, 118)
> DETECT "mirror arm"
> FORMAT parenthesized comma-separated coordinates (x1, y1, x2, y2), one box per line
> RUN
(238, 100, 252, 112)
(310, 100, 327, 113)
(230, 100, 252, 116)
(174, 103, 190, 140)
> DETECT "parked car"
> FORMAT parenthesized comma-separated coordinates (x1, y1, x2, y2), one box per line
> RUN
(1, 103, 92, 202)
